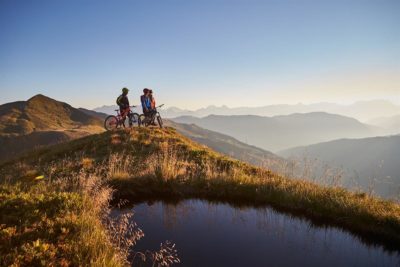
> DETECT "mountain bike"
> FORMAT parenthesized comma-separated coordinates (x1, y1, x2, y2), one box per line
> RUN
(104, 106, 140, 131)
(139, 104, 164, 128)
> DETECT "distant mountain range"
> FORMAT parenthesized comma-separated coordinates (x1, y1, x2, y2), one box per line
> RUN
(0, 94, 104, 161)
(94, 99, 400, 122)
(171, 113, 379, 152)
(367, 114, 400, 135)
(279, 135, 400, 199)
(78, 108, 109, 120)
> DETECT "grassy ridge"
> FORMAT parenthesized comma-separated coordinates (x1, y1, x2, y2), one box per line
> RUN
(1, 126, 400, 263)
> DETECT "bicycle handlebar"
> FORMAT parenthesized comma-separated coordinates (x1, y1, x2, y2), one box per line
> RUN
(125, 104, 163, 109)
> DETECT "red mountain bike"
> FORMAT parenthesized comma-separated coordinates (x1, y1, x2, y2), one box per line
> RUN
(104, 106, 140, 131)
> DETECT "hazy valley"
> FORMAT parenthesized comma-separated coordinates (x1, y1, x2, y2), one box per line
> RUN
(171, 113, 380, 152)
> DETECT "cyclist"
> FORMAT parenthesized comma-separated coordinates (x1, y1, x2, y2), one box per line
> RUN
(148, 89, 158, 125)
(140, 88, 152, 117)
(149, 89, 156, 109)
(116, 87, 130, 125)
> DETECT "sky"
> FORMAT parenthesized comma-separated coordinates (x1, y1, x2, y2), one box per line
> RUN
(0, 0, 399, 109)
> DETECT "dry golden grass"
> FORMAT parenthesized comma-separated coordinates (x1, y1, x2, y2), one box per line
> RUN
(0, 177, 124, 266)
(1, 126, 400, 259)
(0, 170, 180, 266)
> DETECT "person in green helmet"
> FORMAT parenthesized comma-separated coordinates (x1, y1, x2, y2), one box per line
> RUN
(116, 87, 130, 122)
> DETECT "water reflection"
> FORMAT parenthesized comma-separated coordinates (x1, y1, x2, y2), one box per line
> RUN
(117, 200, 400, 267)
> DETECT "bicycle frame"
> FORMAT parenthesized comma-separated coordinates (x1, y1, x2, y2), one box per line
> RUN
(115, 108, 130, 126)
(139, 104, 164, 127)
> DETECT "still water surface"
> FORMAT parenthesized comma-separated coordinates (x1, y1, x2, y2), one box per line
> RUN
(116, 200, 399, 267)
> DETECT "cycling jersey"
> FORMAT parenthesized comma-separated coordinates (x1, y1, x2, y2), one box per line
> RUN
(141, 95, 151, 110)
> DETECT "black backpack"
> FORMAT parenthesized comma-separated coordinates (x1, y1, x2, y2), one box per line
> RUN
(116, 95, 122, 105)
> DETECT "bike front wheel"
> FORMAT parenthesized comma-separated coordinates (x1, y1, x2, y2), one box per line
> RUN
(138, 114, 149, 127)
(104, 115, 119, 131)
(129, 113, 140, 127)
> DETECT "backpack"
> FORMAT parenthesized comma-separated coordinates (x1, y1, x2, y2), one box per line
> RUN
(116, 95, 122, 106)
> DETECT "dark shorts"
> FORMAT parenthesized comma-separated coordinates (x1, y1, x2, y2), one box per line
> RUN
(120, 107, 129, 116)
(143, 109, 156, 117)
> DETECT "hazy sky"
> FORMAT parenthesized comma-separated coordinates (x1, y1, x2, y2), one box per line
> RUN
(0, 0, 399, 109)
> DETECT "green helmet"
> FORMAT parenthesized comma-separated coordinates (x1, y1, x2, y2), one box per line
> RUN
(122, 87, 129, 94)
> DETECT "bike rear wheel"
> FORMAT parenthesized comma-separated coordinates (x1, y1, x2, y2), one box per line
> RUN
(157, 114, 163, 128)
(104, 115, 119, 131)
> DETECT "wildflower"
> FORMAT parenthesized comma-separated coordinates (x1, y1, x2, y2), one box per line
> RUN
(34, 175, 44, 180)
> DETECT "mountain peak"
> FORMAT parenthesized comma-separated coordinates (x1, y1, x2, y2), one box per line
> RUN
(27, 94, 55, 103)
